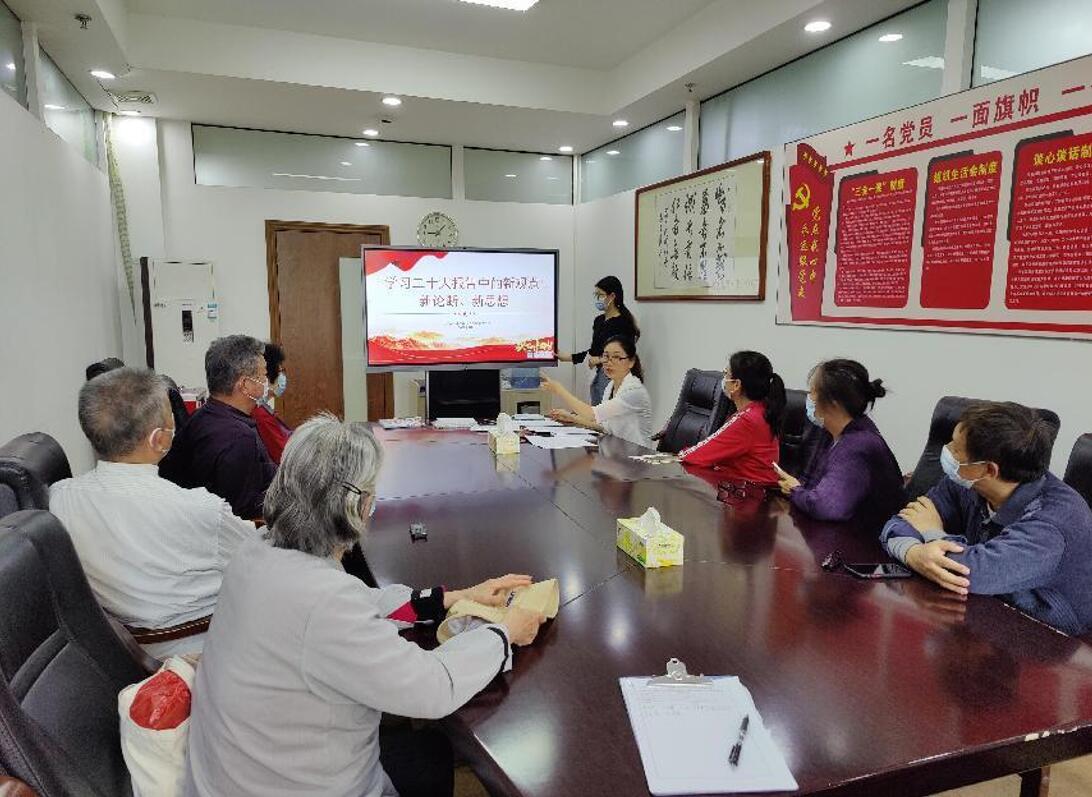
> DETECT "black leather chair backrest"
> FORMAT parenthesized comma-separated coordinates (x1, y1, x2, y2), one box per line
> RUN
(0, 434, 72, 514)
(906, 396, 1061, 500)
(1064, 434, 1092, 510)
(657, 369, 733, 454)
(778, 389, 824, 475)
(0, 511, 149, 797)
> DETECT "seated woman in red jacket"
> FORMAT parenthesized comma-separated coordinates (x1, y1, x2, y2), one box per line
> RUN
(252, 342, 293, 464)
(678, 350, 785, 489)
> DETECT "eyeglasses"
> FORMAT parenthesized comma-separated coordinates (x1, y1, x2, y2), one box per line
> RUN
(602, 354, 631, 363)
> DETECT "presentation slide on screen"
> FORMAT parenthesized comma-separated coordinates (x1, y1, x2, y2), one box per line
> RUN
(779, 52, 1092, 339)
(363, 248, 557, 366)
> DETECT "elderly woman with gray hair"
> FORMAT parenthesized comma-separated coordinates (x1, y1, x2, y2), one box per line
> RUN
(184, 415, 544, 797)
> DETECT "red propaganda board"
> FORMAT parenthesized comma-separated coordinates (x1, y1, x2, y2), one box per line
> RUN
(779, 53, 1092, 338)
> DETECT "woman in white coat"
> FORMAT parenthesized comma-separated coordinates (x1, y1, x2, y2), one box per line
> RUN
(184, 414, 544, 797)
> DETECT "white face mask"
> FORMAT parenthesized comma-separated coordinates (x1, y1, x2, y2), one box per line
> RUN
(941, 444, 986, 489)
(272, 372, 288, 397)
(242, 375, 268, 404)
(148, 426, 175, 456)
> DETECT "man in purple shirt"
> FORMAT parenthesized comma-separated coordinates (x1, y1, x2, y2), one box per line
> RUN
(882, 402, 1092, 636)
(160, 335, 276, 520)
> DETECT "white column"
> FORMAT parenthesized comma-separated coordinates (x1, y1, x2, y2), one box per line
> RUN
(683, 98, 700, 173)
(21, 21, 42, 120)
(942, 0, 978, 95)
(451, 143, 465, 200)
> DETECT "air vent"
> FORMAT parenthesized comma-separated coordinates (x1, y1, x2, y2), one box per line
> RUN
(109, 90, 157, 105)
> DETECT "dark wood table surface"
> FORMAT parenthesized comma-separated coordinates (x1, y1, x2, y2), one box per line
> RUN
(365, 427, 1092, 796)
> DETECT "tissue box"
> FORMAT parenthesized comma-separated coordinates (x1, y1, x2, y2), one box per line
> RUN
(488, 428, 521, 455)
(616, 516, 684, 568)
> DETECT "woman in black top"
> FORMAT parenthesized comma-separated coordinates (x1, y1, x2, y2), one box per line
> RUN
(559, 275, 640, 404)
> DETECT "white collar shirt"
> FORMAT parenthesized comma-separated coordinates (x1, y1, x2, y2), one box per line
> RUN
(49, 460, 258, 657)
(593, 372, 654, 449)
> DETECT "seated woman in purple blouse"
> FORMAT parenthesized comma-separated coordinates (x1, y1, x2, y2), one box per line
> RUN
(776, 359, 906, 532)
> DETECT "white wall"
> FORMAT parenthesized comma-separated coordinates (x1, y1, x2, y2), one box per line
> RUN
(0, 93, 123, 474)
(573, 152, 1092, 475)
(136, 120, 580, 410)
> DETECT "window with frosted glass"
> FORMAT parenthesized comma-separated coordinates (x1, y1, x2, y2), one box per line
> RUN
(699, 0, 947, 168)
(973, 0, 1092, 87)
(0, 2, 24, 107)
(193, 125, 452, 199)
(40, 50, 98, 162)
(464, 148, 572, 204)
(580, 112, 685, 202)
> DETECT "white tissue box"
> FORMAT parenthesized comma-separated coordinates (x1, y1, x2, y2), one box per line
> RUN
(488, 429, 521, 455)
(616, 516, 684, 569)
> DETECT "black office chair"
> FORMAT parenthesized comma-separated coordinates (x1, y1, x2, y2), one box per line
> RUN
(0, 433, 72, 518)
(905, 396, 1061, 500)
(778, 389, 827, 475)
(1063, 434, 1092, 510)
(654, 369, 733, 454)
(0, 511, 156, 796)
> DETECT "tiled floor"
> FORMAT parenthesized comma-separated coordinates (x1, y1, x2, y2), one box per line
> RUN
(455, 755, 1092, 796)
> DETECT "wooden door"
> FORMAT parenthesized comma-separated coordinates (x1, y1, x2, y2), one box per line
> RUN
(266, 221, 394, 427)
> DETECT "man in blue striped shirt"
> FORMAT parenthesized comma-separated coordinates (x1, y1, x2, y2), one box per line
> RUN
(882, 401, 1092, 636)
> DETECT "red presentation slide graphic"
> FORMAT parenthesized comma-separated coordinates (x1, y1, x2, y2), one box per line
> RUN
(834, 168, 918, 308)
(367, 336, 556, 365)
(1007, 130, 1092, 311)
(920, 151, 1003, 309)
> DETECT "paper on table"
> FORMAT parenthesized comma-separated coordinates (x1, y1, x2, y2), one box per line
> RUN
(513, 413, 546, 421)
(432, 418, 477, 429)
(619, 677, 797, 795)
(527, 435, 597, 450)
(519, 419, 563, 428)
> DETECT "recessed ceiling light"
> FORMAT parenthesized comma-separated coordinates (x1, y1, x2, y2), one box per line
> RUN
(539, 155, 552, 161)
(456, 0, 539, 10)
(355, 141, 370, 147)
(504, 173, 517, 178)
(878, 33, 903, 43)
(117, 110, 140, 116)
(666, 125, 683, 132)
(804, 20, 831, 33)
(546, 176, 559, 180)
(381, 96, 402, 107)
(5, 63, 14, 71)
(612, 119, 629, 128)
(340, 161, 352, 166)
(90, 69, 116, 80)
(43, 103, 65, 110)
(606, 150, 620, 156)
(362, 128, 380, 137)
(558, 145, 574, 153)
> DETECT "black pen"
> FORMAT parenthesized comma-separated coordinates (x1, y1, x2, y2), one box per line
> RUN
(729, 714, 750, 767)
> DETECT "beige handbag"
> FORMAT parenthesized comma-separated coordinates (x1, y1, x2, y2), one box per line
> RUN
(437, 579, 559, 642)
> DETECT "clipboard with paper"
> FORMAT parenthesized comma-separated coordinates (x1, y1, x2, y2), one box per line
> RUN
(619, 659, 798, 795)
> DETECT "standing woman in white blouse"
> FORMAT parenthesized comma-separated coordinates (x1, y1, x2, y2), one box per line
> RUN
(541, 335, 653, 449)
(184, 414, 544, 797)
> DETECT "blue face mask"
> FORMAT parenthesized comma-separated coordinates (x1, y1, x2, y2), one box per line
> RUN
(594, 297, 606, 312)
(273, 372, 288, 397)
(805, 395, 824, 428)
(941, 445, 984, 489)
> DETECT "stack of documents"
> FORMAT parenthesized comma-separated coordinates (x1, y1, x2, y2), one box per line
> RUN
(527, 434, 597, 450)
(378, 417, 425, 430)
(619, 676, 797, 795)
(431, 417, 478, 430)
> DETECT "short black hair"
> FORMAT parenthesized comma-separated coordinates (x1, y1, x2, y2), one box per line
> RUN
(809, 358, 886, 418)
(85, 357, 125, 382)
(960, 402, 1052, 483)
(264, 342, 286, 383)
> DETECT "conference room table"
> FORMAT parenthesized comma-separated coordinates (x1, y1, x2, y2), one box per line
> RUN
(365, 426, 1092, 796)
